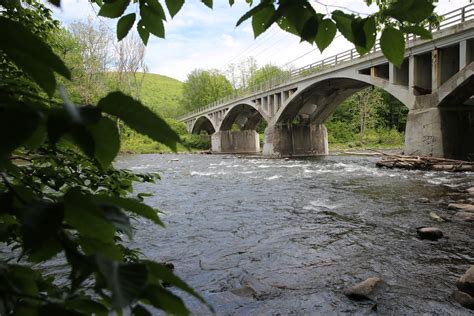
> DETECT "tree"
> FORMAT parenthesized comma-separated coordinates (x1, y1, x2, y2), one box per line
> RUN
(226, 56, 258, 90)
(247, 64, 289, 88)
(181, 69, 233, 111)
(67, 18, 111, 104)
(111, 32, 148, 100)
(0, 0, 439, 314)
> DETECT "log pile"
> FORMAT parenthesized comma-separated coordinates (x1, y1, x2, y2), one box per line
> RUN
(376, 154, 474, 172)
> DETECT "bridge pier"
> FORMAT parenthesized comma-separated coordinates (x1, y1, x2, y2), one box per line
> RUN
(263, 123, 329, 157)
(211, 130, 260, 154)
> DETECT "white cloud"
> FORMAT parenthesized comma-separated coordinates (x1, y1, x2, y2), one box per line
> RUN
(46, 0, 473, 81)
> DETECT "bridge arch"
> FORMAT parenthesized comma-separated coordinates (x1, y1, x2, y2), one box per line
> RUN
(272, 75, 411, 125)
(191, 115, 216, 135)
(218, 102, 268, 131)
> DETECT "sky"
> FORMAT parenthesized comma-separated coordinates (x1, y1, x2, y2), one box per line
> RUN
(48, 0, 472, 81)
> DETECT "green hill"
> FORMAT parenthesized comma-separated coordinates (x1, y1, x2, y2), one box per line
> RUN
(138, 73, 184, 118)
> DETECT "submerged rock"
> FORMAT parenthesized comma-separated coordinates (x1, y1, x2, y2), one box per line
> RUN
(448, 203, 474, 213)
(345, 277, 385, 300)
(457, 265, 474, 296)
(417, 197, 430, 203)
(454, 212, 474, 222)
(416, 227, 443, 240)
(454, 291, 474, 310)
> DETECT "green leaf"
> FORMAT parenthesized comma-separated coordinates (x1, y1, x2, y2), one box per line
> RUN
(146, 261, 208, 307)
(401, 25, 432, 39)
(98, 92, 180, 151)
(65, 299, 108, 316)
(201, 0, 212, 8)
(47, 108, 72, 144)
(132, 305, 152, 316)
(92, 195, 164, 227)
(357, 16, 376, 55)
(236, 2, 269, 27)
(333, 11, 376, 55)
(0, 102, 39, 157)
(89, 117, 120, 168)
(0, 17, 70, 95)
(64, 189, 116, 241)
(96, 257, 148, 309)
(7, 265, 39, 297)
(140, 4, 165, 38)
(137, 20, 150, 45)
(300, 15, 322, 44)
(332, 10, 355, 42)
(165, 0, 184, 17)
(141, 284, 189, 315)
(102, 206, 132, 238)
(117, 13, 136, 41)
(18, 202, 64, 252)
(144, 0, 166, 20)
(380, 26, 405, 66)
(316, 19, 337, 52)
(79, 236, 123, 260)
(251, 5, 275, 38)
(98, 0, 130, 18)
(23, 117, 46, 150)
(28, 239, 62, 263)
(385, 0, 435, 24)
(276, 4, 313, 37)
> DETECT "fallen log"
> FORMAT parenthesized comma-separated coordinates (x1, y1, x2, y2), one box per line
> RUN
(376, 154, 474, 172)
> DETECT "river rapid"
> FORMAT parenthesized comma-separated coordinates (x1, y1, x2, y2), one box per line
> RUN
(117, 154, 474, 315)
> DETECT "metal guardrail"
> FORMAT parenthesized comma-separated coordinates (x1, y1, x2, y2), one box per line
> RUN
(178, 3, 474, 121)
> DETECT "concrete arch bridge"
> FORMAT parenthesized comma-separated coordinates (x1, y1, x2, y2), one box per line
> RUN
(178, 4, 474, 160)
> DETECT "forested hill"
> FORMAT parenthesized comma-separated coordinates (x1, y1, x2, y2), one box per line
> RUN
(138, 73, 184, 118)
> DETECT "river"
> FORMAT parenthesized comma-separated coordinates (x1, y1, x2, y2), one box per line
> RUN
(117, 154, 474, 315)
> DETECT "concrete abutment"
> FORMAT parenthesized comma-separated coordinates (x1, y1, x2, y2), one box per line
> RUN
(405, 107, 474, 160)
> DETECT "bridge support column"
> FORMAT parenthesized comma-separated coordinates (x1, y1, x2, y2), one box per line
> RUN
(263, 123, 328, 157)
(211, 130, 260, 154)
(405, 108, 444, 157)
(405, 107, 474, 160)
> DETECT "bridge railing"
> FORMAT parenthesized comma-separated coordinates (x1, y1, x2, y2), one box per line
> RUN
(178, 3, 474, 121)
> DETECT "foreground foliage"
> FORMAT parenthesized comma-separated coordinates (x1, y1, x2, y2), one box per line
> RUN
(0, 0, 437, 314)
(0, 1, 207, 314)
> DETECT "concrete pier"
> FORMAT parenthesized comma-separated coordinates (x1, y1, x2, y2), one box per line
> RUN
(211, 130, 260, 154)
(263, 123, 328, 157)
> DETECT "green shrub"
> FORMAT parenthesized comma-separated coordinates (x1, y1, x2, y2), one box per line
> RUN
(181, 134, 211, 150)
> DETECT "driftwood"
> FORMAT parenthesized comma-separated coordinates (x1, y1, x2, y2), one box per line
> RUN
(375, 153, 474, 172)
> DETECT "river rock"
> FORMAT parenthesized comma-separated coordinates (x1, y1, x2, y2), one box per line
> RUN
(454, 212, 474, 222)
(416, 227, 443, 240)
(457, 265, 474, 296)
(448, 203, 474, 213)
(454, 291, 474, 310)
(468, 187, 474, 196)
(417, 197, 430, 203)
(429, 212, 445, 222)
(345, 277, 385, 300)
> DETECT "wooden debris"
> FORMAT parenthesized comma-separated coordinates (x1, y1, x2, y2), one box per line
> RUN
(375, 154, 474, 172)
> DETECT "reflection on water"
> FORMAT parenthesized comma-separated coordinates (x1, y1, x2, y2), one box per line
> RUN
(117, 154, 474, 315)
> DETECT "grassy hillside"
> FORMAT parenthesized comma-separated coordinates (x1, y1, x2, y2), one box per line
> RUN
(138, 73, 185, 118)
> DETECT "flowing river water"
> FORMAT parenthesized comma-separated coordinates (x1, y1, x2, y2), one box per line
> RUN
(117, 154, 473, 315)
